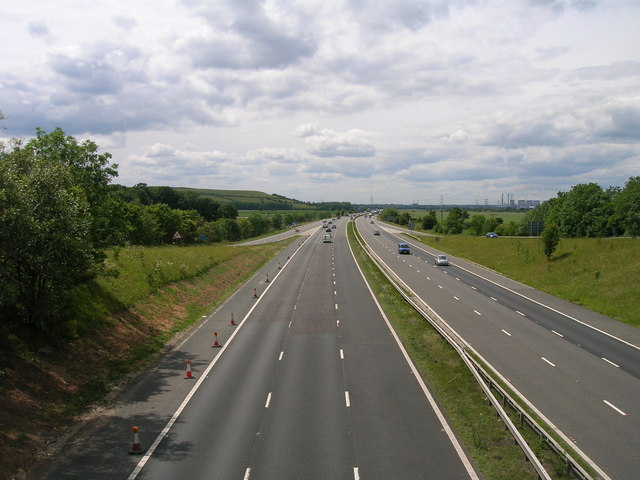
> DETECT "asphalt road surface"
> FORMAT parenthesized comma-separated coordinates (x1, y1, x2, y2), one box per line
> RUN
(358, 216, 640, 480)
(37, 218, 479, 480)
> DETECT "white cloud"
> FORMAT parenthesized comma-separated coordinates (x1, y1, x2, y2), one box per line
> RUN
(1, 0, 639, 203)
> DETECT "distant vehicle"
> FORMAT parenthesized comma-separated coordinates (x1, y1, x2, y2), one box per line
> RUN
(323, 234, 332, 243)
(373, 230, 380, 235)
(326, 228, 332, 232)
(398, 243, 411, 254)
(435, 254, 449, 266)
(486, 232, 498, 238)
(370, 220, 374, 224)
(331, 224, 337, 229)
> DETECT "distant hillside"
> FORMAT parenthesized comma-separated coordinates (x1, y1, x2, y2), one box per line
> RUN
(173, 187, 347, 211)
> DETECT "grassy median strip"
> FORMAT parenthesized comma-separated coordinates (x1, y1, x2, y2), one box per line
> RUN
(348, 222, 545, 480)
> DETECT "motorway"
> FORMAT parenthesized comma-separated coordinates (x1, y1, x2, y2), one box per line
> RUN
(37, 219, 479, 480)
(356, 216, 640, 480)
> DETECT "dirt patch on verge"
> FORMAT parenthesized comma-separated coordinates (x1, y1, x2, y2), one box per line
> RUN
(0, 243, 284, 480)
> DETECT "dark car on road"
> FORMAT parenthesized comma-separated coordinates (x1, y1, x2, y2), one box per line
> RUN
(398, 243, 411, 254)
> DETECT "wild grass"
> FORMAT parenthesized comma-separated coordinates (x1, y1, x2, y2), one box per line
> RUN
(98, 244, 244, 307)
(418, 235, 640, 327)
(65, 243, 281, 335)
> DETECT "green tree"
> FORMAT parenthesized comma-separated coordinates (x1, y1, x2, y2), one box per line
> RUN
(614, 176, 640, 236)
(542, 223, 561, 260)
(548, 183, 613, 237)
(421, 210, 437, 230)
(218, 202, 238, 219)
(0, 137, 102, 330)
(145, 203, 183, 243)
(468, 215, 486, 236)
(380, 207, 399, 223)
(444, 207, 468, 234)
(217, 218, 241, 241)
(271, 213, 284, 230)
(27, 128, 118, 247)
(397, 212, 412, 226)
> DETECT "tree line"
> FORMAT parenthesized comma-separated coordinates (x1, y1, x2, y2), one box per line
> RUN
(0, 128, 346, 335)
(379, 177, 640, 238)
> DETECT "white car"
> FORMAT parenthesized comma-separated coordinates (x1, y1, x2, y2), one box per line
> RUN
(323, 234, 332, 243)
(435, 254, 449, 266)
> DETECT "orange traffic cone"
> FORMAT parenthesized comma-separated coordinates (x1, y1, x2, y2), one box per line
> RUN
(184, 359, 194, 379)
(128, 426, 144, 454)
(230, 313, 236, 326)
(212, 331, 221, 348)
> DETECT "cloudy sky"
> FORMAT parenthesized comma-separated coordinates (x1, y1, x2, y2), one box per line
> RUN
(1, 0, 639, 205)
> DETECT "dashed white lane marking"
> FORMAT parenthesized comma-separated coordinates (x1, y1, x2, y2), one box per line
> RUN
(541, 357, 556, 367)
(345, 391, 351, 407)
(473, 310, 482, 316)
(335, 304, 339, 310)
(453, 296, 459, 301)
(278, 351, 284, 361)
(502, 329, 512, 336)
(340, 349, 344, 359)
(265, 392, 272, 408)
(552, 330, 564, 337)
(438, 285, 443, 289)
(602, 357, 620, 368)
(353, 467, 360, 480)
(490, 297, 498, 301)
(603, 400, 627, 416)
(471, 286, 477, 290)
(244, 467, 251, 480)
(516, 311, 525, 316)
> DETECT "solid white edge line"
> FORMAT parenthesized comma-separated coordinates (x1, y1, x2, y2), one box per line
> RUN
(603, 400, 627, 416)
(346, 232, 481, 480)
(127, 240, 305, 480)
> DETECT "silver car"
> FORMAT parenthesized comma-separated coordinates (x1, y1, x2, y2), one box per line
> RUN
(435, 254, 449, 266)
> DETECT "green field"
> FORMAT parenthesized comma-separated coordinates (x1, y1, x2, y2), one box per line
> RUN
(401, 209, 527, 224)
(174, 187, 314, 209)
(416, 234, 640, 327)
